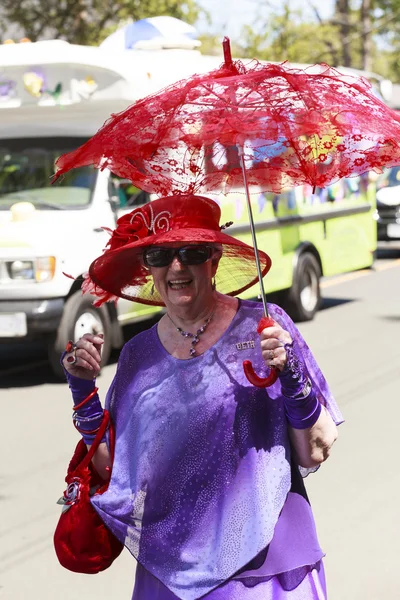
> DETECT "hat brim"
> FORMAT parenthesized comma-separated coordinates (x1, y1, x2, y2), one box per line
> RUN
(88, 228, 272, 306)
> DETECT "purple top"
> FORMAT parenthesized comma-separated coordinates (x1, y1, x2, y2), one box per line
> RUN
(91, 300, 342, 600)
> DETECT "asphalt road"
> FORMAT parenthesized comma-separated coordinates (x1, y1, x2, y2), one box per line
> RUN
(1, 243, 399, 600)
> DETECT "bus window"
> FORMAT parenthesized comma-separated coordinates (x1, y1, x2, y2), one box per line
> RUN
(109, 176, 150, 210)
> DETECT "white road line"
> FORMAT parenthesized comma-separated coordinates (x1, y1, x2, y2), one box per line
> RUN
(321, 258, 400, 289)
(375, 258, 400, 272)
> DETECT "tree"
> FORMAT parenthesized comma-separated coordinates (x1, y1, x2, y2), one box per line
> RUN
(0, 0, 206, 46)
(361, 0, 373, 70)
(237, 3, 341, 67)
(197, 34, 223, 56)
(235, 0, 400, 82)
(334, 0, 352, 66)
(373, 0, 400, 79)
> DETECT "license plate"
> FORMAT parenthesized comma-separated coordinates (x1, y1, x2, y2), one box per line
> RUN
(387, 223, 400, 238)
(0, 313, 27, 337)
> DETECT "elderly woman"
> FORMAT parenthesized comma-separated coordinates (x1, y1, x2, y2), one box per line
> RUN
(62, 194, 342, 600)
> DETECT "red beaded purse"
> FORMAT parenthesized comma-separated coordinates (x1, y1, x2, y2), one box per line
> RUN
(54, 410, 123, 573)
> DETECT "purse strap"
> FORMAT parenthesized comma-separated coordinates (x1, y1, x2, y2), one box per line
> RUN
(79, 409, 112, 471)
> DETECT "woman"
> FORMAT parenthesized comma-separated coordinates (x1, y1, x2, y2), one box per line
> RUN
(63, 194, 342, 600)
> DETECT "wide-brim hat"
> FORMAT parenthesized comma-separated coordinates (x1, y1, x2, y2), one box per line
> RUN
(84, 195, 272, 306)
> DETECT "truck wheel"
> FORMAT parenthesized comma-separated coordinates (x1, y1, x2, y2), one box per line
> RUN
(283, 252, 322, 322)
(48, 291, 112, 379)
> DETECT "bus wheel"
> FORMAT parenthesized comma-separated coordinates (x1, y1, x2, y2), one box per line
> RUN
(284, 252, 322, 322)
(48, 291, 112, 378)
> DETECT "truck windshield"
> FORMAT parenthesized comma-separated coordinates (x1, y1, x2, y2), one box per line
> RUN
(0, 138, 96, 210)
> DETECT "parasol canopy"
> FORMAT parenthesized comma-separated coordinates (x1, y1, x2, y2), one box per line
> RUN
(54, 46, 400, 198)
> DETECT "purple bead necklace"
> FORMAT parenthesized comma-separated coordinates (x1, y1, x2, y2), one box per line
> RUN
(167, 309, 215, 357)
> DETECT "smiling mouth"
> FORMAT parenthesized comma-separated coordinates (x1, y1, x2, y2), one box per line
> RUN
(168, 279, 193, 290)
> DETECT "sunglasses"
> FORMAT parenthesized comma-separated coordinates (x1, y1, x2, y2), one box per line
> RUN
(143, 245, 215, 268)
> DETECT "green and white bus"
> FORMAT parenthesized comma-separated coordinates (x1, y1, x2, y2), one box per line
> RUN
(215, 174, 376, 321)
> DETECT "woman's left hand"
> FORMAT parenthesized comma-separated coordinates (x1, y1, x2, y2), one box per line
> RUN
(260, 320, 293, 372)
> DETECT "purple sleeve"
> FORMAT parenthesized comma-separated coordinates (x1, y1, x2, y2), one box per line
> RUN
(60, 351, 104, 444)
(269, 304, 344, 427)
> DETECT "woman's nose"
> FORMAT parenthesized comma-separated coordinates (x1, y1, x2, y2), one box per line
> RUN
(170, 256, 185, 270)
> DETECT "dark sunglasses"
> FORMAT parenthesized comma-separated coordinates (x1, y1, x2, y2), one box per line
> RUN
(143, 245, 215, 268)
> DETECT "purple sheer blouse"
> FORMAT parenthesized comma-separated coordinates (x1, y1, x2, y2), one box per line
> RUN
(91, 300, 342, 599)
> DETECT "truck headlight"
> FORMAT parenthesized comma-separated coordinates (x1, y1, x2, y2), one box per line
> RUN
(7, 257, 56, 282)
(9, 260, 35, 280)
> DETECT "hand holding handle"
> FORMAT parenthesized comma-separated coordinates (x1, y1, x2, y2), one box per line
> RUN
(243, 317, 279, 388)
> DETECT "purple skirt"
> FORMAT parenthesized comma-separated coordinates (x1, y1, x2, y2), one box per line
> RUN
(132, 561, 327, 599)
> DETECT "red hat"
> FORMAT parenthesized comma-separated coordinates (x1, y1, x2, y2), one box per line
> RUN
(83, 195, 271, 306)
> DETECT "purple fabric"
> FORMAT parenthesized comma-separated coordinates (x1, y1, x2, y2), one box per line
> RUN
(67, 372, 97, 400)
(132, 560, 327, 599)
(279, 341, 322, 429)
(91, 300, 342, 600)
(233, 492, 323, 580)
(279, 343, 309, 398)
(283, 391, 322, 430)
(61, 353, 104, 444)
(60, 351, 97, 401)
(131, 492, 326, 599)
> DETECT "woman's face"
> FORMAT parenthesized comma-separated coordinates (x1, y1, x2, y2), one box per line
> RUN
(147, 244, 220, 311)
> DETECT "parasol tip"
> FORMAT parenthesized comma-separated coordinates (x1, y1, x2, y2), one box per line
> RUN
(222, 37, 233, 68)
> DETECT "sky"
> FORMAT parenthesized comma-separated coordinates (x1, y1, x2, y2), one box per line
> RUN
(196, 0, 335, 41)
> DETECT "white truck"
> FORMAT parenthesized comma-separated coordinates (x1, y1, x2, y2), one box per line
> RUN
(0, 39, 223, 376)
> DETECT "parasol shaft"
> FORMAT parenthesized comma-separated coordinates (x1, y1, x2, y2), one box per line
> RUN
(237, 144, 269, 317)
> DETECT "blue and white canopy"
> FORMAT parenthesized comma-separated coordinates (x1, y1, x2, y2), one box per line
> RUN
(100, 16, 200, 51)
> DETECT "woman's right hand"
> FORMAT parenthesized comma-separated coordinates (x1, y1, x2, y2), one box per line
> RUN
(62, 333, 104, 380)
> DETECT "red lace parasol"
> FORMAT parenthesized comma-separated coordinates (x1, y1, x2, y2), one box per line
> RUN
(54, 38, 400, 387)
(54, 41, 400, 196)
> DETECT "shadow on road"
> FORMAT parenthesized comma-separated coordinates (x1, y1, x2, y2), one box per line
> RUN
(380, 315, 400, 322)
(0, 361, 63, 388)
(377, 243, 400, 260)
(320, 297, 355, 311)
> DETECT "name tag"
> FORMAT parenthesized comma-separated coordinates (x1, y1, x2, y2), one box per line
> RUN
(236, 340, 255, 350)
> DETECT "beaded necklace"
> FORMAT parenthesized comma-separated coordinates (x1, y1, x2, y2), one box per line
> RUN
(167, 309, 215, 358)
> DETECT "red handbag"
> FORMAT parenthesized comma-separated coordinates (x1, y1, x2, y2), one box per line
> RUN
(54, 410, 124, 573)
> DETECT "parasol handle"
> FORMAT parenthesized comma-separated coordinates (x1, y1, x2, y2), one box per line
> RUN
(243, 317, 279, 388)
(223, 37, 233, 69)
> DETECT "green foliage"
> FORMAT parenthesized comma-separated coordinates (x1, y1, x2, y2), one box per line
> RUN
(235, 0, 400, 82)
(238, 19, 341, 67)
(0, 0, 206, 46)
(197, 34, 223, 56)
(236, 5, 344, 67)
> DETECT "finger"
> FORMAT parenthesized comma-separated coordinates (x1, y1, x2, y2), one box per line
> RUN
(260, 327, 292, 345)
(93, 332, 104, 356)
(260, 338, 285, 351)
(80, 332, 104, 356)
(76, 338, 102, 363)
(262, 345, 287, 368)
(62, 355, 75, 371)
(260, 325, 285, 340)
(263, 356, 285, 372)
(76, 347, 101, 372)
(262, 346, 285, 361)
(75, 355, 97, 373)
(81, 332, 104, 347)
